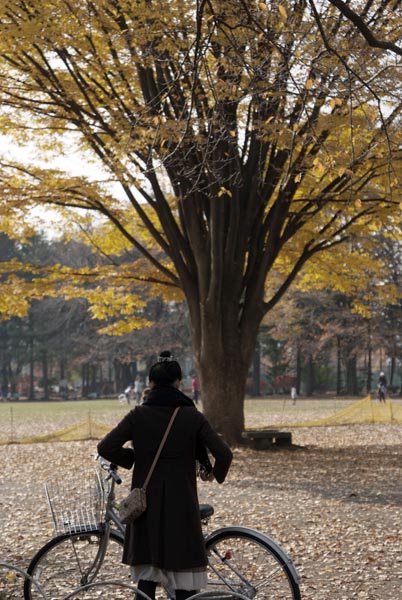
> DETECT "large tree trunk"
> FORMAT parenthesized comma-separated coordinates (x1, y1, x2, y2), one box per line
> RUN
(189, 297, 260, 445)
(198, 350, 249, 446)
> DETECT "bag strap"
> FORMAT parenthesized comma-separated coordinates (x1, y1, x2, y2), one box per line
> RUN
(143, 406, 180, 490)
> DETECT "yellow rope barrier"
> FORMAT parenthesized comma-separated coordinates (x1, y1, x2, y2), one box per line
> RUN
(264, 395, 402, 429)
(0, 415, 110, 445)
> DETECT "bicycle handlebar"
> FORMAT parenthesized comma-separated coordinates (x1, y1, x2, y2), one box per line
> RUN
(98, 456, 122, 485)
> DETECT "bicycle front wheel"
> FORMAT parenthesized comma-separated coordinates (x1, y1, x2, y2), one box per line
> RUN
(205, 526, 301, 600)
(23, 528, 129, 600)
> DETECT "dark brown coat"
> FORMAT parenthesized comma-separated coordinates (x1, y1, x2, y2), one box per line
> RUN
(97, 388, 232, 571)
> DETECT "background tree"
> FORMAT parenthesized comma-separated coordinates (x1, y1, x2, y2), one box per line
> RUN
(0, 231, 194, 397)
(0, 1, 401, 441)
(362, 231, 402, 390)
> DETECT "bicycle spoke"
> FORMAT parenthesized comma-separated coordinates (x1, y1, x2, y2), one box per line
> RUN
(206, 532, 300, 599)
(25, 531, 129, 599)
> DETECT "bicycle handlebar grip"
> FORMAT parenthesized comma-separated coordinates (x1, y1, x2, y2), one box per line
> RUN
(110, 464, 122, 484)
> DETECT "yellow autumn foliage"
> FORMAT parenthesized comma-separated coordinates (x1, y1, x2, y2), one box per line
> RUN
(0, 0, 400, 341)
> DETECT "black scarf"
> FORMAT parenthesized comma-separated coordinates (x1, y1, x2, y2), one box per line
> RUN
(143, 384, 195, 408)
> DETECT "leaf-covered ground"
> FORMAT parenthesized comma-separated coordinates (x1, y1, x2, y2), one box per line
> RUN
(1, 406, 402, 599)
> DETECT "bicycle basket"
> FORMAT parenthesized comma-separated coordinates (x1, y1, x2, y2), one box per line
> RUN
(45, 468, 107, 534)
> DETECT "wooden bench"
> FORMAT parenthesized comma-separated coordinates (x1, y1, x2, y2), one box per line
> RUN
(242, 429, 292, 450)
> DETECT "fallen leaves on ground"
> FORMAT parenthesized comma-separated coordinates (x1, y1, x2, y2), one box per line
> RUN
(1, 421, 402, 599)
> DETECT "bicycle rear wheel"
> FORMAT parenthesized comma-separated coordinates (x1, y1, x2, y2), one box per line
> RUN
(205, 527, 301, 600)
(23, 528, 128, 599)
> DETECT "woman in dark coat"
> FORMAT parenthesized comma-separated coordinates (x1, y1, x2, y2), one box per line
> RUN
(97, 351, 233, 600)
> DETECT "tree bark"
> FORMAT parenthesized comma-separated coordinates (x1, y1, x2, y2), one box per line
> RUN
(251, 342, 261, 397)
(198, 350, 248, 445)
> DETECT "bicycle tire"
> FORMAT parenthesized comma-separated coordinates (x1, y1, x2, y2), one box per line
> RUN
(205, 526, 301, 600)
(23, 528, 127, 600)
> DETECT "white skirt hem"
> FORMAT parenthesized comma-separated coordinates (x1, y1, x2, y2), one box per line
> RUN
(130, 565, 208, 591)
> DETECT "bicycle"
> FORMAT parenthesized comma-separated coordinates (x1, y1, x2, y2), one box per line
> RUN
(24, 458, 301, 600)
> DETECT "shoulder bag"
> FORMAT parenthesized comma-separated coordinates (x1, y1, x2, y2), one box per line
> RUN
(119, 406, 180, 525)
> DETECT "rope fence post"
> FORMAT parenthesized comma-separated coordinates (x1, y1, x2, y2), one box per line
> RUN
(10, 406, 14, 443)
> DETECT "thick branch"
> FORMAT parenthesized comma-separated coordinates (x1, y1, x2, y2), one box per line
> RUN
(327, 0, 402, 56)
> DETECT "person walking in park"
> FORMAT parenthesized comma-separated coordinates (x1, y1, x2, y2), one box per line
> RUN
(133, 376, 142, 404)
(97, 350, 233, 600)
(123, 384, 134, 404)
(191, 375, 200, 404)
(378, 371, 387, 402)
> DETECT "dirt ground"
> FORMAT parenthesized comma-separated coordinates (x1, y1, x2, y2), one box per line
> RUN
(1, 419, 402, 599)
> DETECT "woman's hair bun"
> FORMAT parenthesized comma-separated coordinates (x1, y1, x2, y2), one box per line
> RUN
(157, 350, 174, 363)
(149, 351, 182, 384)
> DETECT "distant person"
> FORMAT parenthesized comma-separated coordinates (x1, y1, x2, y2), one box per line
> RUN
(134, 377, 142, 404)
(123, 384, 135, 404)
(98, 351, 232, 600)
(378, 371, 387, 402)
(191, 375, 200, 404)
(291, 387, 297, 405)
(59, 379, 68, 400)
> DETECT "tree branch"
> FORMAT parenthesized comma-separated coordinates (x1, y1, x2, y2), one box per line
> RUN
(327, 0, 402, 56)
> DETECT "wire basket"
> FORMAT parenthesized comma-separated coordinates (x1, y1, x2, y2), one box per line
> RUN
(45, 467, 107, 534)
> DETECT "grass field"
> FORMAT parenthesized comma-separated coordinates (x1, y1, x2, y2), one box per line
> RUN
(0, 396, 362, 443)
(2, 393, 402, 447)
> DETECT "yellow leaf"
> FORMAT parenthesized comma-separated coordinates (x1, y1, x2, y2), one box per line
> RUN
(278, 5, 287, 19)
(306, 79, 313, 90)
(218, 187, 232, 198)
(330, 97, 343, 109)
